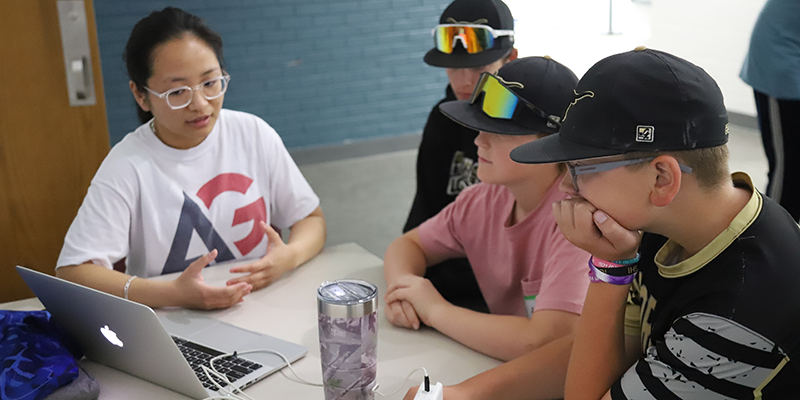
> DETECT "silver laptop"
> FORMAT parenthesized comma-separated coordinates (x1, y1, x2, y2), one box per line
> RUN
(16, 266, 307, 399)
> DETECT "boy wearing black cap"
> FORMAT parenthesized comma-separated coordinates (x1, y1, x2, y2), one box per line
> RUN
(385, 57, 591, 399)
(512, 47, 800, 398)
(403, 0, 518, 312)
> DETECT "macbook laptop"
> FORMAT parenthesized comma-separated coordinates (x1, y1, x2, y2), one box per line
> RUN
(16, 266, 307, 399)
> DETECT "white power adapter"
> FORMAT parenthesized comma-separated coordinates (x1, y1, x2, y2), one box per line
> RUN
(413, 379, 443, 400)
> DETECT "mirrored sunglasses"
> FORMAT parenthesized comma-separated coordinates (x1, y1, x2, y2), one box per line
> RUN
(470, 72, 561, 129)
(432, 24, 514, 54)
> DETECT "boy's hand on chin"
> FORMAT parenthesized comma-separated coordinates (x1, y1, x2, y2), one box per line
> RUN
(553, 198, 640, 261)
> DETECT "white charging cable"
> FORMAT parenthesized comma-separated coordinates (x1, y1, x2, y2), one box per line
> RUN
(200, 348, 320, 400)
(372, 367, 429, 397)
(199, 348, 431, 400)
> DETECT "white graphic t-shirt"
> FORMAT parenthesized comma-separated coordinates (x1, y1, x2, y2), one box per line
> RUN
(57, 109, 319, 277)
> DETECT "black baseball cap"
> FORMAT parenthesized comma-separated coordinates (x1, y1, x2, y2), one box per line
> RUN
(424, 0, 515, 69)
(439, 56, 579, 135)
(511, 47, 729, 164)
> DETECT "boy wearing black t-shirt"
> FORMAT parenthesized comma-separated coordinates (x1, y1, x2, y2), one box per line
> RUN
(512, 47, 800, 398)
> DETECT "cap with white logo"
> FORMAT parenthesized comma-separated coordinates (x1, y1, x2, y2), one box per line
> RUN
(510, 47, 729, 164)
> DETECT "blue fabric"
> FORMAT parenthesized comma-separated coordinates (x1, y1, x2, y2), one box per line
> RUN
(0, 311, 83, 400)
(740, 0, 800, 99)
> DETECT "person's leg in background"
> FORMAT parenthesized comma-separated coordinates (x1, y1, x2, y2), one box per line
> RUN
(754, 89, 800, 221)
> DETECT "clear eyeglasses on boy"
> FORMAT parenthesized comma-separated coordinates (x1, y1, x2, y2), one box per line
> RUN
(566, 157, 692, 192)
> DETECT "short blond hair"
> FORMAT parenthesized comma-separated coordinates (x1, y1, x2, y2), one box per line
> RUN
(623, 145, 730, 190)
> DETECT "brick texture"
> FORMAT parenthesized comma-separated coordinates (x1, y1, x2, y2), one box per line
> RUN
(94, 0, 451, 148)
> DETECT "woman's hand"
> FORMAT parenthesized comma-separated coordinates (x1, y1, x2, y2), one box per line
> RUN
(173, 249, 252, 309)
(227, 222, 297, 290)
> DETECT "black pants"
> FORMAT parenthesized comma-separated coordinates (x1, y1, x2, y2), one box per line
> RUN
(754, 90, 800, 221)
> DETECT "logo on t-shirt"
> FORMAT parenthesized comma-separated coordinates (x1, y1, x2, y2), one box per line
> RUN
(162, 173, 267, 274)
(447, 151, 479, 196)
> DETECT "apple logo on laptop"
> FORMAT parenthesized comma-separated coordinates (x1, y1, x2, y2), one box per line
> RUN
(100, 325, 124, 347)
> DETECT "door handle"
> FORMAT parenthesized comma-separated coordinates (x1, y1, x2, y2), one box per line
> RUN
(57, 1, 96, 106)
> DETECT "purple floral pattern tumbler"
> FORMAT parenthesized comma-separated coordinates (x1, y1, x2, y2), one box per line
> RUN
(317, 280, 378, 400)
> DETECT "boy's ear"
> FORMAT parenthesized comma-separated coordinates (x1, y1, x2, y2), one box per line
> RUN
(650, 155, 683, 207)
(129, 81, 150, 112)
(507, 48, 518, 62)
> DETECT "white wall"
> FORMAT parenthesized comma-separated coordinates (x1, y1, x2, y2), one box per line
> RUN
(507, 0, 652, 78)
(507, 0, 765, 116)
(647, 0, 765, 116)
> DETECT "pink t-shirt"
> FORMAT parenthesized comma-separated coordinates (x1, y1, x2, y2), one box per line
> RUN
(418, 181, 590, 317)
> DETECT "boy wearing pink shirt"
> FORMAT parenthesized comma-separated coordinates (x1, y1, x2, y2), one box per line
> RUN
(383, 56, 590, 400)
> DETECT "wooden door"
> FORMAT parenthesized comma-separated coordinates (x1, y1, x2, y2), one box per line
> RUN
(0, 0, 109, 303)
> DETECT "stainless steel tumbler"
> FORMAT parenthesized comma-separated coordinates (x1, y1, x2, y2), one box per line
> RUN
(317, 280, 378, 400)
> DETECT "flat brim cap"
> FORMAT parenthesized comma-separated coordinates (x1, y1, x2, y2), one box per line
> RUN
(511, 47, 729, 164)
(439, 56, 579, 135)
(424, 0, 514, 68)
(425, 46, 513, 69)
(440, 99, 533, 135)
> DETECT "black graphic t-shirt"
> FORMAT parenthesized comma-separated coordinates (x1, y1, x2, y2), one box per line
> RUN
(405, 85, 479, 232)
(616, 173, 800, 398)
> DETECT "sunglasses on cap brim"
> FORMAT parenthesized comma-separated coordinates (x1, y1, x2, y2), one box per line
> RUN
(432, 24, 514, 54)
(470, 72, 561, 130)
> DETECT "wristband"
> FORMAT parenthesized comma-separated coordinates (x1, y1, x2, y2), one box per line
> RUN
(123, 276, 137, 300)
(613, 253, 641, 265)
(588, 261, 636, 285)
(590, 257, 638, 276)
(591, 254, 640, 269)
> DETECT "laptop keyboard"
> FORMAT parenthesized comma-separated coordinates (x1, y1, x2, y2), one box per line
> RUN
(171, 336, 263, 390)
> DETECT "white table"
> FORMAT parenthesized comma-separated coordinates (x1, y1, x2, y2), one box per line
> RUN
(2, 243, 500, 399)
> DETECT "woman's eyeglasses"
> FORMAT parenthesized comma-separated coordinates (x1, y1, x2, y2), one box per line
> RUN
(145, 75, 231, 110)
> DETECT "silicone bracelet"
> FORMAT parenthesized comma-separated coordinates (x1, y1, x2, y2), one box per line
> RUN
(588, 264, 636, 285)
(591, 257, 624, 269)
(590, 257, 638, 276)
(123, 276, 137, 300)
(613, 253, 641, 265)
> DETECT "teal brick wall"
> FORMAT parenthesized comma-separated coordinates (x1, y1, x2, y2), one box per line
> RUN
(95, 0, 451, 148)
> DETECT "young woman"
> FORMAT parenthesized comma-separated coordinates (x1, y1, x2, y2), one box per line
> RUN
(56, 7, 325, 310)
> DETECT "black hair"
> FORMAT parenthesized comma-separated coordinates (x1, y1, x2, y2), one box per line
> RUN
(123, 7, 225, 124)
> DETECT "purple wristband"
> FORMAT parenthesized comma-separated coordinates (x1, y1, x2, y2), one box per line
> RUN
(588, 262, 636, 285)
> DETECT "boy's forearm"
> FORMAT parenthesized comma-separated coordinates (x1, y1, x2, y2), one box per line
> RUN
(449, 335, 574, 400)
(383, 230, 430, 284)
(431, 306, 577, 362)
(565, 282, 632, 400)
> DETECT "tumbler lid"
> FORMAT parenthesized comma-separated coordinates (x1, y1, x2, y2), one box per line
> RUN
(317, 280, 378, 319)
